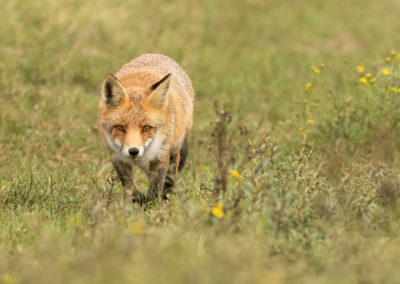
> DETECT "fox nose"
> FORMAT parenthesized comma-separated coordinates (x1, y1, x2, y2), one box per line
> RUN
(128, 147, 140, 157)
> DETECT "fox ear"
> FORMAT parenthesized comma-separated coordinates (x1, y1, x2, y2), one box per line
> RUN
(146, 73, 171, 109)
(101, 74, 127, 107)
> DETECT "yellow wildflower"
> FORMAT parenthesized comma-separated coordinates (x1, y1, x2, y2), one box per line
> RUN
(386, 57, 391, 62)
(398, 53, 400, 61)
(320, 63, 325, 68)
(359, 77, 367, 84)
(313, 103, 318, 107)
(381, 68, 392, 76)
(211, 202, 224, 218)
(305, 83, 312, 91)
(303, 99, 308, 103)
(391, 50, 396, 56)
(390, 87, 397, 93)
(278, 120, 283, 125)
(310, 66, 320, 74)
(231, 170, 244, 180)
(296, 99, 301, 103)
(306, 129, 311, 134)
(306, 119, 314, 125)
(131, 220, 146, 234)
(356, 65, 364, 73)
(370, 77, 376, 84)
(366, 73, 372, 78)
(299, 127, 303, 132)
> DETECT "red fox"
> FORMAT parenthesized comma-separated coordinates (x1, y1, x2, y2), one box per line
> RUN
(97, 54, 194, 203)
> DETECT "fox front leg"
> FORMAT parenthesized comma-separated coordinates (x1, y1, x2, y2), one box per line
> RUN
(145, 158, 170, 202)
(165, 136, 189, 190)
(112, 160, 145, 202)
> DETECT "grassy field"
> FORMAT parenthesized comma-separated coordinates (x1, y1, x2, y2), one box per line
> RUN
(1, 0, 400, 283)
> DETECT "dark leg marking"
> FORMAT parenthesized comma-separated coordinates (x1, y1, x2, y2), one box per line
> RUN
(112, 161, 131, 187)
(147, 166, 168, 202)
(178, 137, 189, 172)
(169, 136, 189, 172)
(163, 137, 189, 197)
(112, 160, 145, 204)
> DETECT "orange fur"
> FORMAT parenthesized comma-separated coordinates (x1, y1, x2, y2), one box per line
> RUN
(97, 54, 194, 203)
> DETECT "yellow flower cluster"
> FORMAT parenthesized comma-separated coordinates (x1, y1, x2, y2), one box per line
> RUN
(299, 127, 312, 133)
(381, 68, 392, 76)
(356, 63, 364, 73)
(374, 50, 400, 79)
(357, 64, 376, 84)
(356, 62, 378, 84)
(299, 118, 315, 134)
(211, 202, 224, 218)
(310, 65, 320, 74)
(310, 63, 324, 74)
(300, 51, 400, 140)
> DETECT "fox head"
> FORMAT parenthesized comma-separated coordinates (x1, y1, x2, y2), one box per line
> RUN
(98, 73, 171, 161)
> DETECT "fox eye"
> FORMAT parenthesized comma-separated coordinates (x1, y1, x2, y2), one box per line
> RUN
(114, 125, 125, 132)
(142, 126, 152, 133)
